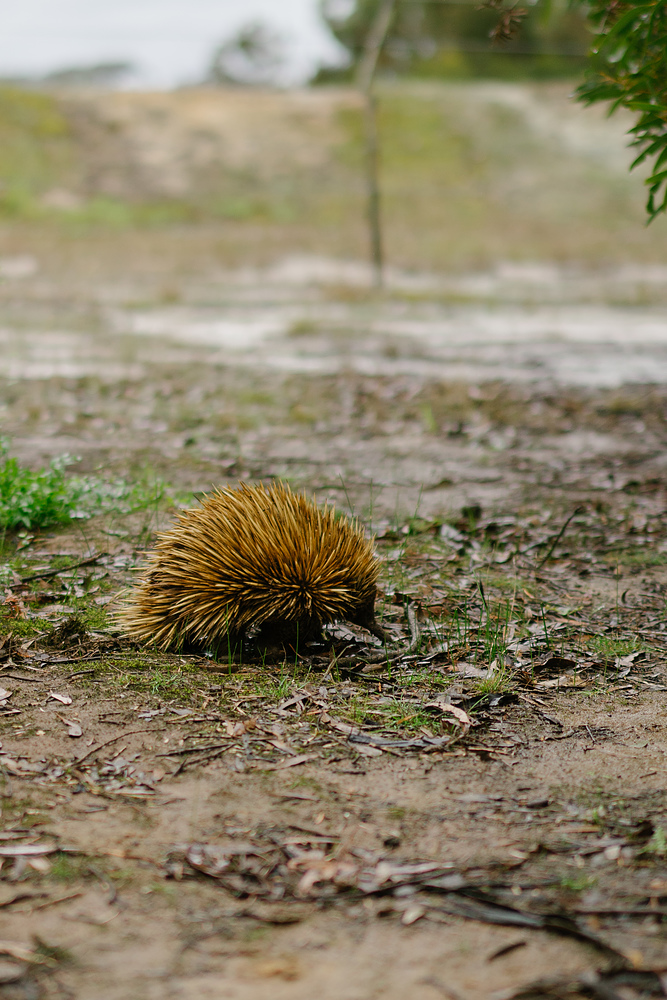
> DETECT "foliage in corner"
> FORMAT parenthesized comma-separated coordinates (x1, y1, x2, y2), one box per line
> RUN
(574, 0, 667, 221)
(0, 440, 163, 531)
(453, 0, 667, 220)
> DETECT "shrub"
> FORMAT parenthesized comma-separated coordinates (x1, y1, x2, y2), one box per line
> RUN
(0, 440, 162, 530)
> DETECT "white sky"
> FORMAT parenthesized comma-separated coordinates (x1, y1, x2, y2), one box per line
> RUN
(0, 0, 345, 87)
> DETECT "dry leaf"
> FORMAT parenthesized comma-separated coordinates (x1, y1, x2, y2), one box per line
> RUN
(453, 663, 487, 678)
(535, 655, 577, 674)
(48, 692, 72, 706)
(351, 744, 383, 757)
(0, 940, 54, 965)
(287, 850, 358, 896)
(320, 714, 356, 735)
(401, 904, 426, 925)
(186, 841, 266, 877)
(57, 717, 82, 737)
(27, 857, 51, 873)
(359, 860, 442, 892)
(537, 674, 586, 690)
(258, 754, 317, 771)
(0, 843, 58, 857)
(224, 719, 253, 736)
(255, 956, 301, 981)
(426, 700, 472, 727)
(0, 960, 27, 984)
(0, 756, 44, 776)
(2, 591, 26, 620)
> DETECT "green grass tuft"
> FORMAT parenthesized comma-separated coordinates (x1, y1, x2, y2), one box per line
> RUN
(0, 439, 164, 531)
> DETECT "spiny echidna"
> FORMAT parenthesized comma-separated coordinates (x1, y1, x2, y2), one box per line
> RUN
(116, 481, 379, 653)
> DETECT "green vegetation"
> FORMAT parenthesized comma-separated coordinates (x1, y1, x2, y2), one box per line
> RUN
(386, 805, 407, 821)
(32, 939, 73, 966)
(577, 0, 667, 220)
(473, 662, 513, 696)
(643, 826, 667, 857)
(0, 615, 43, 637)
(585, 634, 646, 662)
(612, 549, 667, 568)
(0, 86, 73, 214)
(322, 0, 667, 221)
(559, 873, 598, 892)
(0, 439, 164, 531)
(48, 853, 93, 884)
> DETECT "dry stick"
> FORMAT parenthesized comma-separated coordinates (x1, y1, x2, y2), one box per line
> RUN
(40, 655, 105, 667)
(0, 891, 48, 909)
(171, 746, 232, 777)
(74, 729, 157, 766)
(157, 743, 232, 757)
(405, 601, 420, 652)
(357, 0, 396, 289)
(535, 505, 586, 571)
(20, 552, 107, 584)
(362, 600, 422, 669)
(0, 674, 44, 684)
(30, 892, 83, 912)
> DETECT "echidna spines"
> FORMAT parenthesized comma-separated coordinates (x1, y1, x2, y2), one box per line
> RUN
(116, 481, 379, 651)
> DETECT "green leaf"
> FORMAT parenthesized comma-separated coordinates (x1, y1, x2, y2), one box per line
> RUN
(575, 0, 667, 221)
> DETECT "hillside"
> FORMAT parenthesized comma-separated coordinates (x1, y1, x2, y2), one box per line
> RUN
(0, 81, 662, 271)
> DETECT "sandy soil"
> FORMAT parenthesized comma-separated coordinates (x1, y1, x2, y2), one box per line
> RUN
(1, 85, 667, 994)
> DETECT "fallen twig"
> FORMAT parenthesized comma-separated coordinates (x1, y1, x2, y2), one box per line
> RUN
(535, 506, 586, 570)
(74, 729, 157, 766)
(20, 552, 107, 584)
(158, 743, 232, 757)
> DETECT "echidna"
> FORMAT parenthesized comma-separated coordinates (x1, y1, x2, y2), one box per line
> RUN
(116, 481, 379, 653)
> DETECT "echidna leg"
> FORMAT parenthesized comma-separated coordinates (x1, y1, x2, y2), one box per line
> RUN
(253, 617, 323, 657)
(349, 596, 389, 641)
(206, 630, 244, 663)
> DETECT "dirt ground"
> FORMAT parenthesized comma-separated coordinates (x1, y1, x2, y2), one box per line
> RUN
(1, 83, 667, 999)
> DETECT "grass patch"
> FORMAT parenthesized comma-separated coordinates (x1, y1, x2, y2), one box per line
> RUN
(0, 86, 73, 214)
(642, 827, 667, 858)
(559, 874, 598, 892)
(253, 673, 299, 701)
(73, 606, 110, 631)
(584, 634, 646, 661)
(43, 854, 140, 892)
(148, 669, 188, 697)
(386, 805, 407, 821)
(374, 699, 433, 731)
(0, 614, 43, 638)
(33, 939, 73, 966)
(48, 853, 94, 884)
(0, 439, 165, 532)
(473, 663, 515, 696)
(613, 550, 667, 568)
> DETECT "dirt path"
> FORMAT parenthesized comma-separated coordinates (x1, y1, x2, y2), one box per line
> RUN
(1, 243, 667, 999)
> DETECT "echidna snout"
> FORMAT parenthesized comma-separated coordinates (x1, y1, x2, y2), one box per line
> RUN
(116, 481, 380, 653)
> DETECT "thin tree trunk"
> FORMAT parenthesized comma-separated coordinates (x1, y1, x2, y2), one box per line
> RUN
(357, 0, 396, 289)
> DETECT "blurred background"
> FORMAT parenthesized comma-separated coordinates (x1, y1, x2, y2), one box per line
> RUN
(0, 0, 660, 269)
(0, 0, 592, 89)
(1, 0, 666, 519)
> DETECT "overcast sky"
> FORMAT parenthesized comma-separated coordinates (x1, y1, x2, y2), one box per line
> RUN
(0, 0, 345, 87)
